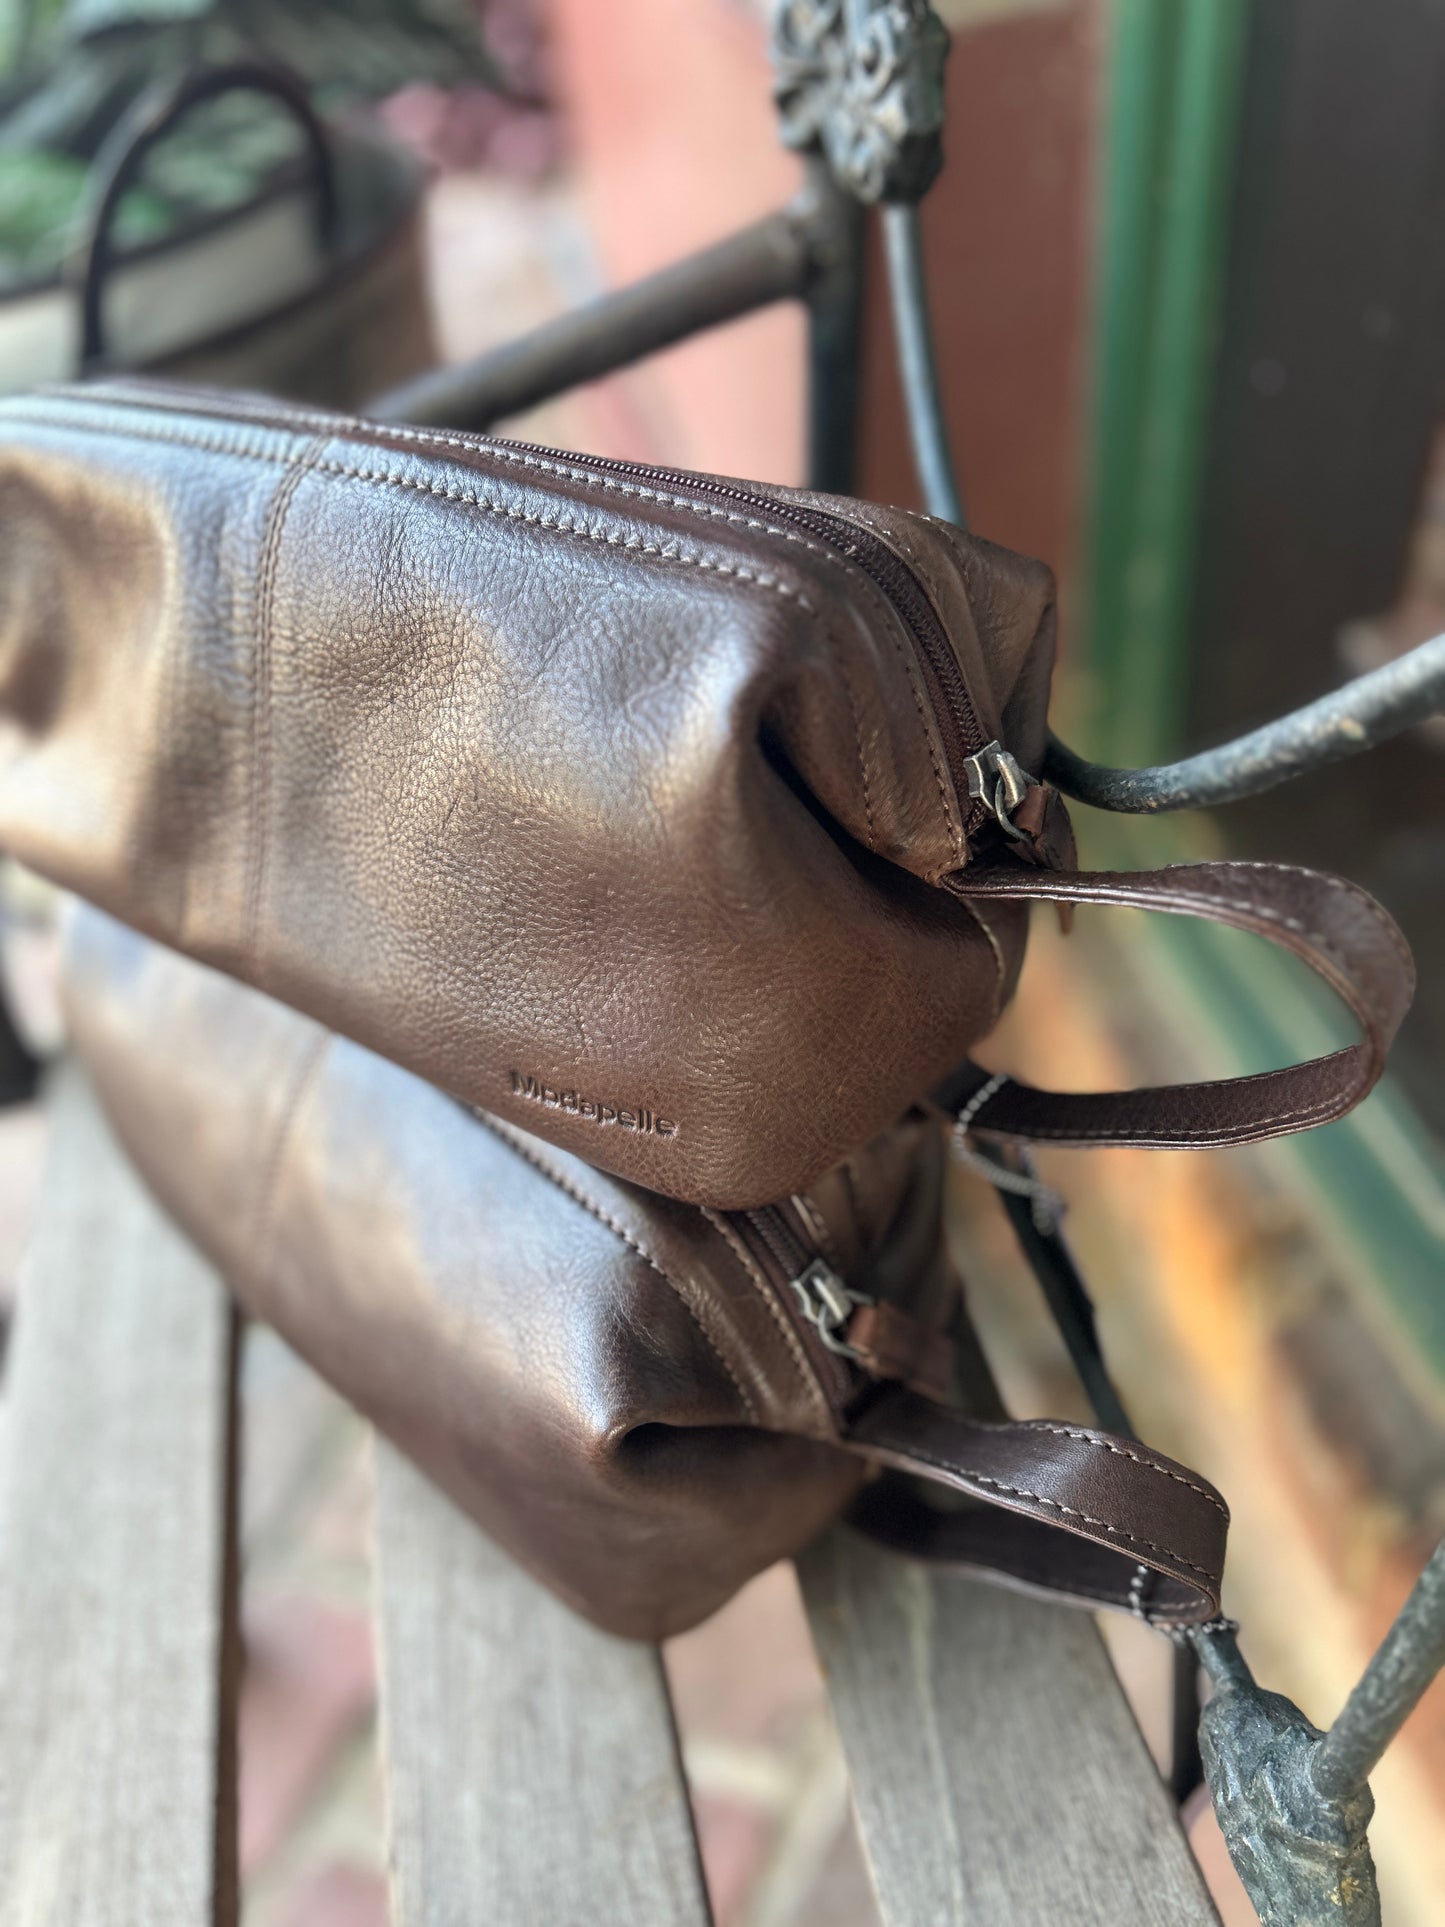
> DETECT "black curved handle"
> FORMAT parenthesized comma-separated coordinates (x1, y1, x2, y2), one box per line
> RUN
(69, 59, 341, 373)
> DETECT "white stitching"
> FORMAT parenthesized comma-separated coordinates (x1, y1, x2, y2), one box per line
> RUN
(700, 1206, 833, 1429)
(991, 1077, 1358, 1144)
(1019, 1423, 1229, 1515)
(0, 406, 821, 614)
(880, 1442, 1221, 1587)
(960, 867, 1412, 985)
(247, 437, 327, 973)
(10, 395, 969, 864)
(477, 1115, 760, 1424)
(954, 898, 1007, 1022)
(3, 403, 294, 468)
(1129, 1563, 1152, 1622)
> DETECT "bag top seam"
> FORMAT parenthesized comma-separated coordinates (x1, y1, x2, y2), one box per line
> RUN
(4, 399, 967, 864)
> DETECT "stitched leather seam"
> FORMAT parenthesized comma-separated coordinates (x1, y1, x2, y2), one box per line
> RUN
(318, 453, 961, 864)
(41, 390, 907, 649)
(248, 438, 326, 975)
(954, 899, 1007, 1024)
(331, 455, 959, 867)
(898, 1550, 1195, 1620)
(380, 427, 964, 861)
(790, 1191, 844, 1273)
(880, 1443, 1219, 1585)
(996, 1079, 1352, 1142)
(831, 637, 877, 849)
(840, 505, 951, 617)
(1018, 1423, 1228, 1516)
(319, 457, 825, 606)
(963, 870, 1411, 990)
(1206, 863, 1415, 977)
(959, 864, 1407, 1140)
(0, 407, 821, 613)
(699, 1205, 833, 1430)
(69, 390, 862, 560)
(892, 647, 963, 868)
(1097, 887, 1406, 992)
(819, 502, 966, 867)
(477, 1115, 761, 1423)
(1011, 1091, 1352, 1144)
(3, 404, 296, 469)
(395, 435, 844, 552)
(65, 391, 905, 618)
(9, 400, 965, 866)
(1009, 1576, 1194, 1622)
(332, 421, 965, 866)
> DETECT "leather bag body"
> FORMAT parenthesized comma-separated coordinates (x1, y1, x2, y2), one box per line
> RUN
(0, 383, 1413, 1210)
(66, 905, 1230, 1641)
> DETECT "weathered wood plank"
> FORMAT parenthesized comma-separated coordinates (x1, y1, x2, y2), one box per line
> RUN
(372, 1443, 711, 1927)
(0, 1066, 238, 1927)
(799, 1529, 1219, 1927)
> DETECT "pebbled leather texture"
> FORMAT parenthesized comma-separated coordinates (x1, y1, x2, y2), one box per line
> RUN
(65, 906, 1228, 1636)
(0, 382, 1412, 1209)
(0, 380, 1051, 1209)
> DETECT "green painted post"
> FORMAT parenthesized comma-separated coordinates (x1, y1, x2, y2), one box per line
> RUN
(1084, 0, 1249, 764)
(1076, 0, 1445, 1388)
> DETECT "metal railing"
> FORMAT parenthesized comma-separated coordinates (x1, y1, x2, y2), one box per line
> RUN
(366, 6, 1444, 1920)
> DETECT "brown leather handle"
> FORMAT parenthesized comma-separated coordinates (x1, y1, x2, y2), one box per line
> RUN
(843, 1386, 1228, 1626)
(945, 860, 1414, 1149)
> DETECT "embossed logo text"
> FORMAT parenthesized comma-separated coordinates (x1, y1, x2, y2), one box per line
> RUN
(508, 1072, 677, 1138)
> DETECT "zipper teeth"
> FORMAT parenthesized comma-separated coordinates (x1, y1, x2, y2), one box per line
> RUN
(494, 439, 989, 825)
(743, 1202, 812, 1280)
(53, 387, 990, 831)
(734, 1203, 855, 1406)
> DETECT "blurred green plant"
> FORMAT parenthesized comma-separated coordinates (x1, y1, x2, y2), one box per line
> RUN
(0, 0, 500, 286)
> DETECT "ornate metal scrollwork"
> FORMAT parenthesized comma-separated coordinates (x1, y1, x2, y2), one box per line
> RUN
(1200, 1655, 1382, 1926)
(772, 0, 949, 205)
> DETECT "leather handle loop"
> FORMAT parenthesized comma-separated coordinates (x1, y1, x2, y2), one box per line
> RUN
(945, 860, 1414, 1149)
(844, 1386, 1228, 1626)
(67, 59, 341, 374)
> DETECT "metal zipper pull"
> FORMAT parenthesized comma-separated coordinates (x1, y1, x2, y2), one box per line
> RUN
(789, 1258, 873, 1358)
(961, 739, 1036, 841)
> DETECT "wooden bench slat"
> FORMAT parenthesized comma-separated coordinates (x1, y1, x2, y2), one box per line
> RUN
(799, 1529, 1220, 1927)
(372, 1443, 711, 1927)
(0, 1066, 237, 1927)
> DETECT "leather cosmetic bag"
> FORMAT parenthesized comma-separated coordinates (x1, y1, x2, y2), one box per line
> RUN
(0, 382, 1414, 1208)
(65, 905, 1229, 1641)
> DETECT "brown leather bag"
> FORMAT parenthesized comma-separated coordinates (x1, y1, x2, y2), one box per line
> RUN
(0, 382, 1413, 1208)
(66, 904, 1229, 1641)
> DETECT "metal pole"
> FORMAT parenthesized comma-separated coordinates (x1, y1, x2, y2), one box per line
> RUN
(989, 1170, 1208, 1800)
(369, 183, 847, 432)
(804, 161, 865, 496)
(1312, 1538, 1445, 1803)
(880, 203, 966, 528)
(875, 173, 1445, 810)
(1044, 634, 1445, 813)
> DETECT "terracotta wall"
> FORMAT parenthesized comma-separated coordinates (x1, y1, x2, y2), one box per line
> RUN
(855, 2, 1100, 604)
(546, 0, 806, 481)
(545, 0, 1100, 613)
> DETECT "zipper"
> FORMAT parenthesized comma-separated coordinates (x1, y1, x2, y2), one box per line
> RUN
(491, 439, 998, 837)
(731, 1200, 871, 1411)
(47, 384, 1034, 843)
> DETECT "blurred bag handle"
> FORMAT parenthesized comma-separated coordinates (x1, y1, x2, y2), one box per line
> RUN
(65, 57, 341, 375)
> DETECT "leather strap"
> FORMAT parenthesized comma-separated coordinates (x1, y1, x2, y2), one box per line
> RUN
(943, 860, 1414, 1148)
(842, 1385, 1228, 1626)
